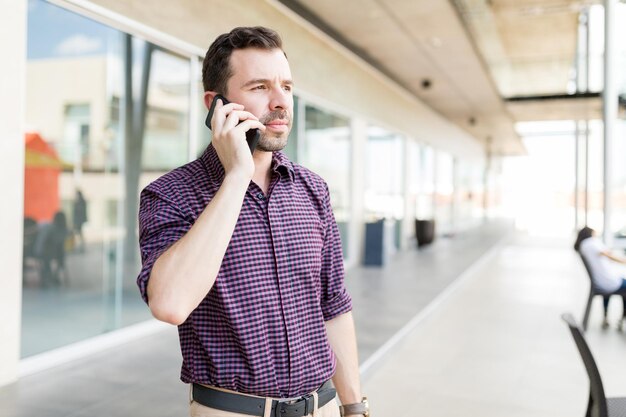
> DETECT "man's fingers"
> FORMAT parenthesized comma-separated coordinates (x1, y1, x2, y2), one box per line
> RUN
(232, 120, 266, 135)
(211, 101, 244, 133)
(222, 111, 259, 131)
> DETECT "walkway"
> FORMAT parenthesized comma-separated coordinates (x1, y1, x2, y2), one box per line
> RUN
(8, 222, 613, 417)
(363, 233, 626, 416)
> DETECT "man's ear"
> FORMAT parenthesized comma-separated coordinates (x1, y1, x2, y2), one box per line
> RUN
(204, 91, 218, 110)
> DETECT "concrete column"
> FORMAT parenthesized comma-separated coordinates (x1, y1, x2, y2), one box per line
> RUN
(0, 0, 26, 387)
(574, 121, 580, 230)
(402, 138, 412, 249)
(585, 120, 590, 225)
(483, 138, 492, 221)
(451, 157, 459, 234)
(603, 0, 617, 244)
(348, 118, 367, 267)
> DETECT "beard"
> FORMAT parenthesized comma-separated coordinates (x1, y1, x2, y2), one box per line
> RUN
(256, 110, 291, 152)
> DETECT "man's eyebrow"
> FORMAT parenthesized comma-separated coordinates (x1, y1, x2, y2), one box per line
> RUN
(242, 79, 294, 88)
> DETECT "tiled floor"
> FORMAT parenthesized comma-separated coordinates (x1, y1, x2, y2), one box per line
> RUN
(5, 223, 621, 417)
(363, 233, 626, 416)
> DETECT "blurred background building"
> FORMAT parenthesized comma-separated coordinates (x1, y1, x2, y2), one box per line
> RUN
(1, 0, 626, 413)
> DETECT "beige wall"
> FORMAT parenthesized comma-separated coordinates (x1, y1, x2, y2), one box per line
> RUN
(84, 0, 484, 161)
(0, 0, 26, 386)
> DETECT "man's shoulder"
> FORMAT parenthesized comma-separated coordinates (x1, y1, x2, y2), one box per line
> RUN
(143, 158, 208, 200)
(291, 163, 328, 195)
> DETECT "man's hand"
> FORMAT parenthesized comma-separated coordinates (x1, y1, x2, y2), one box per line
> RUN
(210, 97, 265, 181)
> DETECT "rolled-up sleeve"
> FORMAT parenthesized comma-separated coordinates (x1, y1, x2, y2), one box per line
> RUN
(319, 183, 352, 321)
(136, 184, 192, 304)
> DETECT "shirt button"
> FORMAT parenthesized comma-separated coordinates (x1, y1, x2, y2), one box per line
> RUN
(257, 192, 265, 200)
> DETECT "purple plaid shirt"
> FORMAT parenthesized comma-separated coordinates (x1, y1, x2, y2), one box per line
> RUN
(137, 143, 352, 398)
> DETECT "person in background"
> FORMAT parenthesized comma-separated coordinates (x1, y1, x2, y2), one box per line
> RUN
(37, 211, 69, 286)
(73, 189, 87, 252)
(575, 226, 626, 330)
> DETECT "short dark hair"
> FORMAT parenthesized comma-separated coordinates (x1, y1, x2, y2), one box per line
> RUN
(202, 26, 284, 94)
(574, 226, 594, 251)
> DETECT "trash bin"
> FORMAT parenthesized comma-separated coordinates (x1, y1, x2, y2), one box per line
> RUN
(363, 219, 388, 266)
(415, 219, 435, 248)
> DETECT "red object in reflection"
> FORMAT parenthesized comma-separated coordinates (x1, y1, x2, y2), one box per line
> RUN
(24, 132, 64, 222)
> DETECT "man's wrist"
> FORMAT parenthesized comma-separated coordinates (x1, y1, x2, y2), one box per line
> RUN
(223, 170, 252, 187)
(339, 397, 369, 416)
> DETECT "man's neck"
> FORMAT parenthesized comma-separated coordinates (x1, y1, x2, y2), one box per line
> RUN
(251, 150, 273, 195)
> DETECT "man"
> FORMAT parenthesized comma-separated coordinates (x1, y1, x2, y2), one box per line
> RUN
(137, 27, 369, 417)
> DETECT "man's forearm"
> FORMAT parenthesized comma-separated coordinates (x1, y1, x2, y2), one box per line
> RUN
(325, 311, 362, 408)
(147, 173, 249, 325)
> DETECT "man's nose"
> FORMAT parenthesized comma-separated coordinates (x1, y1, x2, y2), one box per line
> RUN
(269, 87, 291, 111)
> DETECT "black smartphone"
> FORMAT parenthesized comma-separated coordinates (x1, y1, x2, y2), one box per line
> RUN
(205, 94, 260, 154)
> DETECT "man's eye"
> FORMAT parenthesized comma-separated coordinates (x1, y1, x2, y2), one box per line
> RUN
(253, 85, 266, 90)
(283, 85, 292, 92)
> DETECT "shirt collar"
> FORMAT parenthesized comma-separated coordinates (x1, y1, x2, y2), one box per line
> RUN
(271, 149, 295, 182)
(201, 143, 295, 184)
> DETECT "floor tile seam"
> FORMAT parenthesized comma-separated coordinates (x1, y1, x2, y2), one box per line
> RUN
(358, 231, 513, 378)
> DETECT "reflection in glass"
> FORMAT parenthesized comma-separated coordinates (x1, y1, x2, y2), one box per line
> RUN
(417, 146, 435, 221)
(365, 127, 404, 220)
(22, 0, 190, 357)
(435, 152, 454, 235)
(195, 60, 212, 157)
(611, 121, 626, 241)
(302, 105, 351, 256)
(141, 48, 190, 170)
(365, 127, 404, 249)
(407, 141, 421, 221)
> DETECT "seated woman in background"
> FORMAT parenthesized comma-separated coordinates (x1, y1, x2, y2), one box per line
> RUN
(575, 226, 626, 329)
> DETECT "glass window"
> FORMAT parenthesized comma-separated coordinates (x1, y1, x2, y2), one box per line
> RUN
(452, 159, 484, 230)
(23, 0, 190, 357)
(407, 141, 421, 220)
(281, 95, 299, 162)
(611, 121, 626, 238)
(365, 127, 404, 248)
(141, 48, 190, 170)
(469, 162, 485, 222)
(302, 104, 351, 256)
(612, 3, 626, 241)
(435, 151, 454, 235)
(195, 59, 212, 157)
(417, 145, 435, 220)
(455, 160, 472, 230)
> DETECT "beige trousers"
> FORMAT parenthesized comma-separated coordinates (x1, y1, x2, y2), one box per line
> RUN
(189, 385, 341, 417)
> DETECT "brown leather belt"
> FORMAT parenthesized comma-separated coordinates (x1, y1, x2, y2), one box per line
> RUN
(191, 381, 336, 417)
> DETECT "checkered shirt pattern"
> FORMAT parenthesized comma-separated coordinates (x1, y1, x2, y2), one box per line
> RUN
(136, 143, 352, 398)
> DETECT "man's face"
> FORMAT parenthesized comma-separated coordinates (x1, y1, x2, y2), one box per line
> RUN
(224, 47, 294, 152)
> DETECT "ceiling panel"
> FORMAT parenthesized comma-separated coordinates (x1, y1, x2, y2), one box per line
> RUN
(455, 0, 600, 96)
(288, 0, 523, 155)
